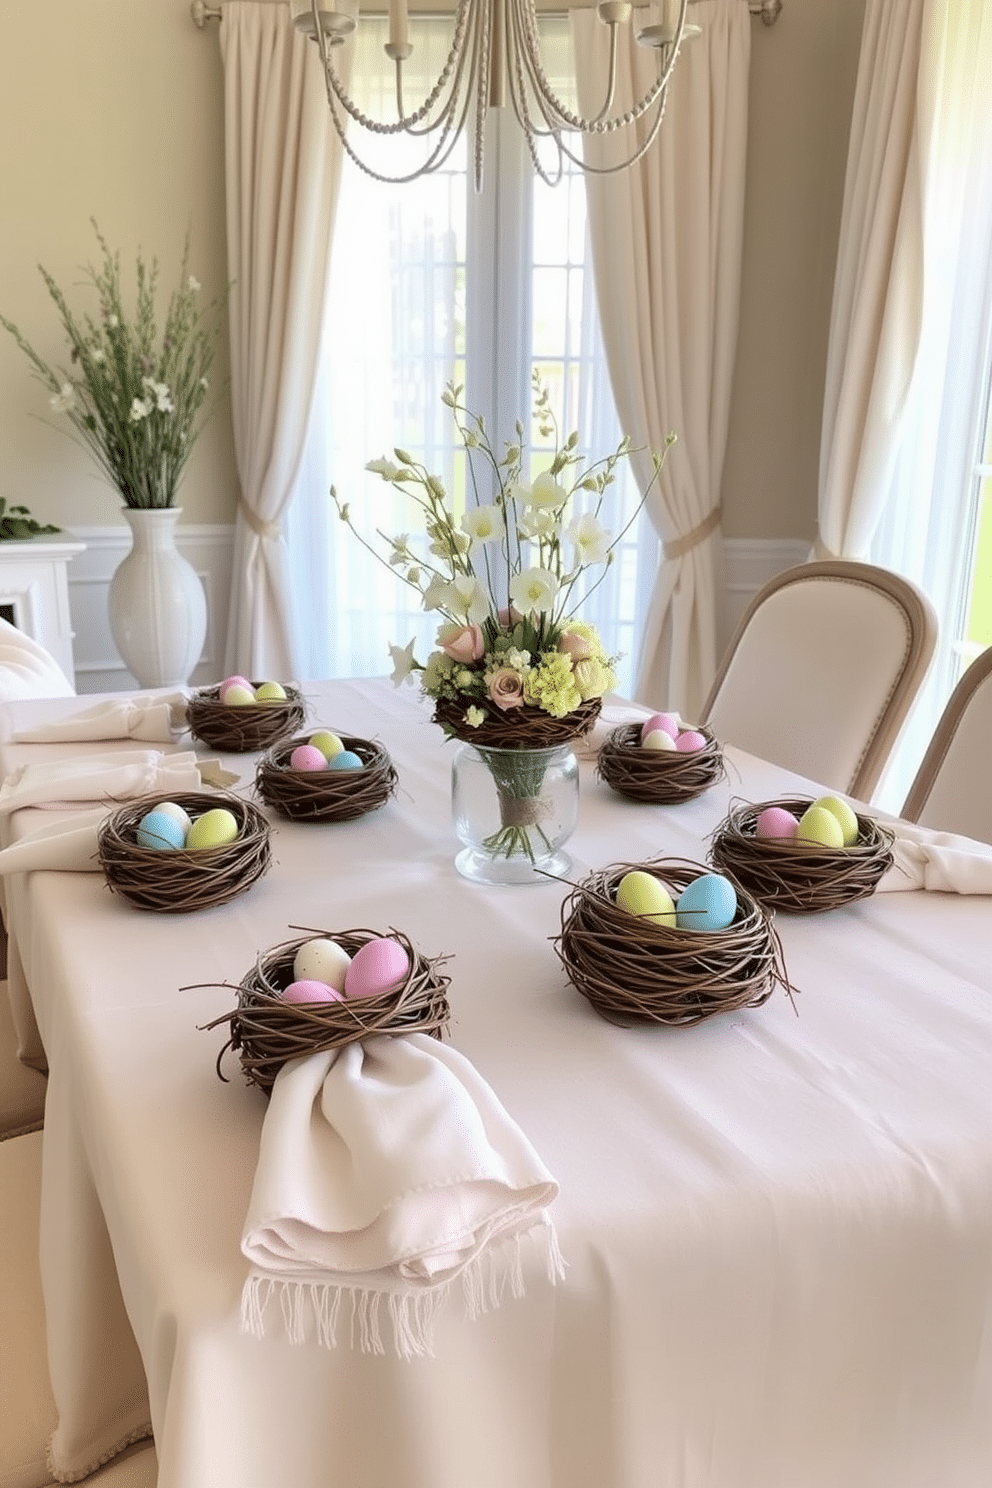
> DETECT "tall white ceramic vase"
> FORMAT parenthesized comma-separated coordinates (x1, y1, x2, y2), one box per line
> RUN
(108, 507, 207, 688)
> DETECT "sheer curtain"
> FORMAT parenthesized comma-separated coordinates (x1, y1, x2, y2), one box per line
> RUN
(220, 2, 351, 678)
(572, 0, 751, 721)
(817, 0, 992, 808)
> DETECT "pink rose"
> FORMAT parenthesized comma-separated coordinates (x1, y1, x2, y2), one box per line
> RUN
(488, 667, 525, 711)
(438, 622, 485, 663)
(558, 629, 595, 663)
(497, 605, 524, 630)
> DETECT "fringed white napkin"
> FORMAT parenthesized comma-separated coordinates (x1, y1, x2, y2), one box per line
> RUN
(12, 692, 189, 744)
(241, 1033, 564, 1361)
(0, 749, 212, 814)
(0, 807, 106, 873)
(876, 819, 992, 894)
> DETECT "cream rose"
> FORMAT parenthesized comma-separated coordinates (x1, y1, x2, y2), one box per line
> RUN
(488, 666, 526, 711)
(438, 622, 485, 663)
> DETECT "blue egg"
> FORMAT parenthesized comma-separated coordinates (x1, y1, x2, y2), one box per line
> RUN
(327, 750, 364, 772)
(676, 873, 737, 932)
(135, 809, 187, 851)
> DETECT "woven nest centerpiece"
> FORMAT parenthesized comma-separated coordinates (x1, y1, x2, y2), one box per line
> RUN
(433, 694, 602, 750)
(596, 722, 725, 804)
(186, 684, 307, 753)
(553, 856, 791, 1028)
(255, 733, 398, 822)
(97, 790, 272, 913)
(709, 796, 895, 914)
(200, 926, 451, 1093)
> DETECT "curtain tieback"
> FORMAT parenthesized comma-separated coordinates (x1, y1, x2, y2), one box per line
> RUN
(663, 506, 722, 561)
(239, 501, 282, 542)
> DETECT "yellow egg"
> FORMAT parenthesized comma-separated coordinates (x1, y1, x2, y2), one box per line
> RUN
(185, 808, 240, 850)
(812, 794, 859, 847)
(615, 870, 677, 926)
(254, 680, 287, 702)
(796, 804, 845, 848)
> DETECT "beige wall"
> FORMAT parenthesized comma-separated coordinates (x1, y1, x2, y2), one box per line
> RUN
(0, 0, 865, 543)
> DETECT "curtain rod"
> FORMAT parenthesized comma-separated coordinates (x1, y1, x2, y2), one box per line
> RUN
(191, 0, 783, 27)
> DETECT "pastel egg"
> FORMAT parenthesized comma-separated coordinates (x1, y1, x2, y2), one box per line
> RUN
(640, 712, 680, 742)
(812, 794, 860, 847)
(615, 870, 677, 927)
(290, 744, 328, 772)
(292, 937, 352, 991)
(755, 806, 800, 840)
(185, 808, 240, 850)
(135, 810, 186, 851)
(674, 730, 707, 753)
(344, 937, 411, 1000)
(254, 681, 287, 702)
(310, 730, 345, 760)
(796, 805, 845, 848)
(222, 684, 256, 707)
(327, 750, 364, 772)
(282, 978, 344, 1005)
(676, 873, 738, 932)
(153, 799, 193, 835)
(219, 674, 253, 698)
(641, 728, 677, 753)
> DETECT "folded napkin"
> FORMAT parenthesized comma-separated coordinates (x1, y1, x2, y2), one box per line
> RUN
(875, 819, 992, 894)
(0, 807, 106, 873)
(0, 749, 219, 815)
(12, 692, 189, 744)
(241, 1033, 564, 1360)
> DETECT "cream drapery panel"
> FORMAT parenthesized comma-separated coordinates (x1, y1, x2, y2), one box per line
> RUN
(572, 0, 751, 720)
(219, 2, 351, 677)
(816, 0, 926, 561)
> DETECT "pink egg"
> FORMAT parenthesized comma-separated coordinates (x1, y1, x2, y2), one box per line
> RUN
(282, 979, 344, 1004)
(219, 674, 254, 698)
(640, 711, 680, 742)
(674, 730, 707, 753)
(755, 806, 801, 840)
(289, 744, 328, 771)
(344, 938, 411, 1000)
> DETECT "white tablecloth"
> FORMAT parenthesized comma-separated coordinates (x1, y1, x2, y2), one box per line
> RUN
(2, 679, 992, 1488)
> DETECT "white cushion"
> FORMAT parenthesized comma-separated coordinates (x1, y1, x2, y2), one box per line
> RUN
(0, 620, 75, 703)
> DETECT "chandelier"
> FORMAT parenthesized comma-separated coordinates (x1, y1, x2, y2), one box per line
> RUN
(192, 0, 782, 189)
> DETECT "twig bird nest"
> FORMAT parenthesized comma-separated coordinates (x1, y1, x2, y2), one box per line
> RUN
(434, 695, 602, 750)
(200, 926, 452, 1093)
(709, 797, 894, 914)
(254, 734, 398, 822)
(553, 857, 792, 1028)
(596, 723, 725, 804)
(186, 684, 307, 752)
(97, 790, 272, 913)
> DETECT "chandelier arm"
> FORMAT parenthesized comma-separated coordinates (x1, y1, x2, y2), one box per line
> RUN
(322, 0, 473, 134)
(391, 15, 481, 139)
(472, 0, 493, 191)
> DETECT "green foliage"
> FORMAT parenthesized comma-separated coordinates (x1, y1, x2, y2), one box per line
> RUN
(0, 497, 60, 541)
(1, 221, 227, 509)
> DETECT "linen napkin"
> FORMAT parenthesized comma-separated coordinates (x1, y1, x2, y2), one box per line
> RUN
(0, 807, 107, 873)
(240, 1032, 564, 1360)
(0, 749, 221, 815)
(875, 819, 992, 894)
(12, 692, 189, 744)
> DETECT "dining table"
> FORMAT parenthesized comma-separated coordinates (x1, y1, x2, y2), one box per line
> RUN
(1, 675, 991, 1488)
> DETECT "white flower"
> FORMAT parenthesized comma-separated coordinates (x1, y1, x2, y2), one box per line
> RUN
(516, 470, 568, 510)
(464, 706, 486, 728)
(567, 511, 612, 565)
(444, 575, 490, 623)
(199, 376, 210, 390)
(516, 508, 556, 541)
(388, 535, 410, 567)
(461, 503, 506, 549)
(422, 576, 450, 611)
(91, 348, 106, 365)
(503, 647, 532, 674)
(143, 378, 174, 413)
(128, 397, 152, 422)
(107, 314, 119, 329)
(388, 638, 417, 686)
(366, 457, 401, 481)
(509, 566, 558, 614)
(49, 382, 75, 413)
(187, 275, 201, 293)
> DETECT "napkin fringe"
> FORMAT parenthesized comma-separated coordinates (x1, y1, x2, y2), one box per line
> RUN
(241, 1219, 566, 1361)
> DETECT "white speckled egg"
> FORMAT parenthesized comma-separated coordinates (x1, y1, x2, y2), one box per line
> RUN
(292, 938, 352, 992)
(641, 728, 677, 752)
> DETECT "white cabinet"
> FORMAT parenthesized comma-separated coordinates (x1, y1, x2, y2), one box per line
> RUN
(0, 534, 86, 685)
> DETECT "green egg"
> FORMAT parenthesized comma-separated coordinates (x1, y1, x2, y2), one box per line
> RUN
(812, 794, 859, 847)
(185, 808, 240, 850)
(796, 804, 845, 848)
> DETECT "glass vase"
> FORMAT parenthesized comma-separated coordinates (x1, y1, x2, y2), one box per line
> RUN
(451, 741, 579, 886)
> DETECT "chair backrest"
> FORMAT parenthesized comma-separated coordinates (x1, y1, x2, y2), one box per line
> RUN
(699, 560, 938, 800)
(900, 646, 992, 842)
(0, 618, 75, 702)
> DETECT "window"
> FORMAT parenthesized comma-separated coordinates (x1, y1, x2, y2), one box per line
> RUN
(286, 16, 658, 693)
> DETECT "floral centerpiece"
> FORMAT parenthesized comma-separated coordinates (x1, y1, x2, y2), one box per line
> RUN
(333, 376, 673, 871)
(1, 220, 225, 509)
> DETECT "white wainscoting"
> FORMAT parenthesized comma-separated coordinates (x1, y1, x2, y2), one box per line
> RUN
(65, 526, 810, 694)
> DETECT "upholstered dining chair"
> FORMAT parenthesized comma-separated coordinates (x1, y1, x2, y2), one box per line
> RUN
(0, 1130, 158, 1488)
(699, 560, 938, 801)
(900, 645, 992, 844)
(0, 618, 75, 703)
